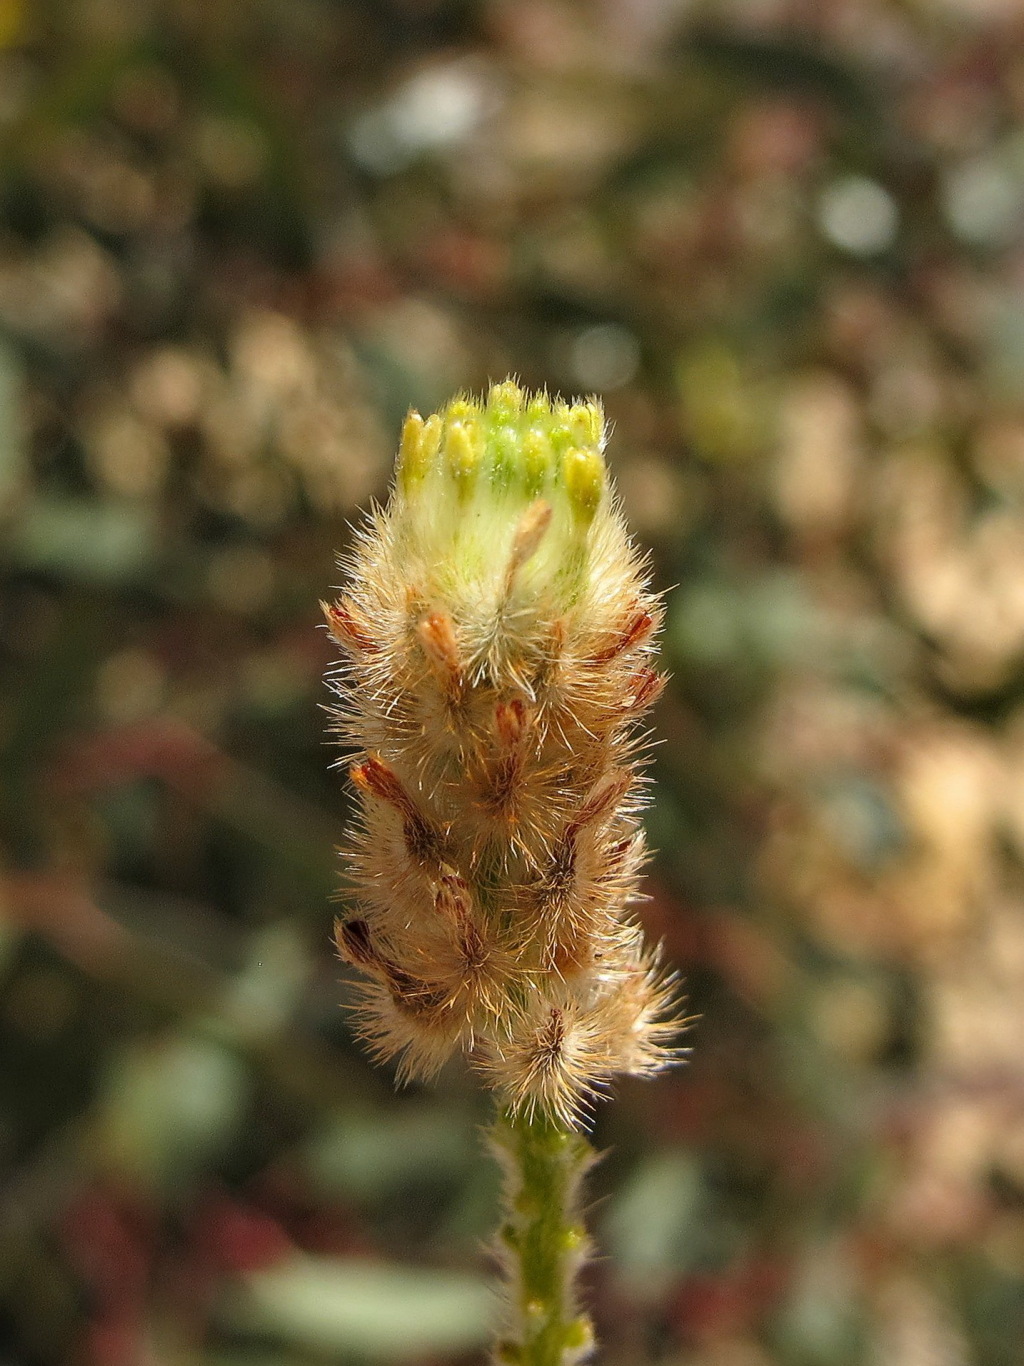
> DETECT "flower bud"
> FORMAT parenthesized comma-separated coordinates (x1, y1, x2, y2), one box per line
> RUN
(325, 381, 681, 1126)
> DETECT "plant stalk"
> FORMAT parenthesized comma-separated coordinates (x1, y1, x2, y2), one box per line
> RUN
(491, 1109, 596, 1366)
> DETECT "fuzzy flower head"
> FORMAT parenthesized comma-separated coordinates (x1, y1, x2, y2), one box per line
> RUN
(396, 381, 603, 578)
(324, 380, 682, 1128)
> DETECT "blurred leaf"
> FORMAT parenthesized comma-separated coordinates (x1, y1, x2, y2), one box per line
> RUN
(7, 496, 156, 583)
(303, 1107, 473, 1201)
(220, 1253, 494, 1359)
(669, 571, 826, 671)
(669, 580, 747, 668)
(603, 1150, 703, 1297)
(775, 1241, 864, 1365)
(95, 1032, 249, 1187)
(216, 923, 311, 1044)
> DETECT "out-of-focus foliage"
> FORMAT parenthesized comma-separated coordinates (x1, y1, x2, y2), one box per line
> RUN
(2, 0, 1024, 1363)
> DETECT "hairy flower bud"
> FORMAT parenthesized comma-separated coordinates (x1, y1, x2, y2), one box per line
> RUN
(324, 381, 680, 1127)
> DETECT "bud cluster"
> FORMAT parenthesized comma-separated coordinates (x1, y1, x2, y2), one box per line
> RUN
(324, 381, 678, 1127)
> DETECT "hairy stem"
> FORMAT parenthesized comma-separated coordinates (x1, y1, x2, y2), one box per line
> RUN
(492, 1109, 596, 1366)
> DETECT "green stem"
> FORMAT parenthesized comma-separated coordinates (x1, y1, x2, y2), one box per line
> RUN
(491, 1109, 596, 1366)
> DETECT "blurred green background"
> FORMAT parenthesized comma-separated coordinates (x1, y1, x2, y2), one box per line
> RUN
(2, 0, 1024, 1363)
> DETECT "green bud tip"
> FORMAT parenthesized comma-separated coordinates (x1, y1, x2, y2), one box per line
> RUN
(395, 382, 607, 518)
(444, 420, 479, 495)
(397, 411, 426, 488)
(563, 447, 604, 521)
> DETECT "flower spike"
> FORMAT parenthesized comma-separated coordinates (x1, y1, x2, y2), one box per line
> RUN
(325, 381, 681, 1123)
